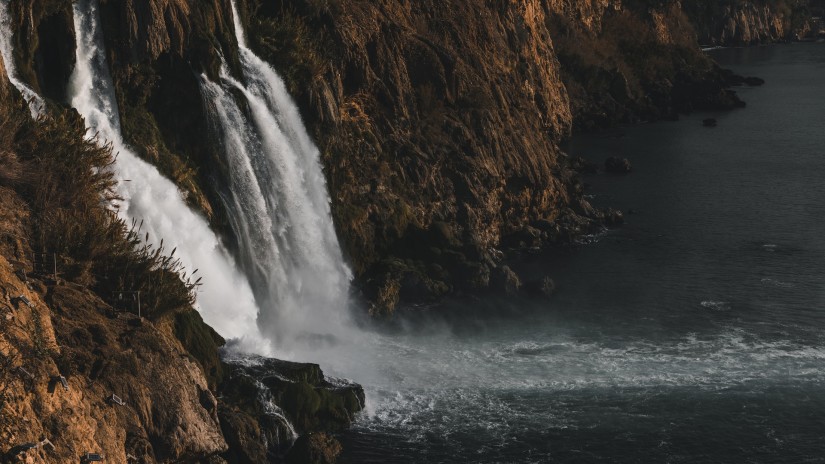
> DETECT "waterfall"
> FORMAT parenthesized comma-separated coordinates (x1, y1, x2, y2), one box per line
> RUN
(67, 0, 267, 349)
(198, 0, 354, 358)
(0, 0, 45, 117)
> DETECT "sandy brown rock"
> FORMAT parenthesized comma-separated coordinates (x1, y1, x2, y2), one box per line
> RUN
(0, 250, 229, 463)
(236, 0, 595, 306)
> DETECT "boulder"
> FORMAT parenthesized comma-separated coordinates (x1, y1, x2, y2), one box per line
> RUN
(524, 276, 556, 299)
(569, 156, 598, 174)
(285, 433, 343, 464)
(602, 208, 625, 226)
(490, 265, 522, 295)
(703, 118, 717, 127)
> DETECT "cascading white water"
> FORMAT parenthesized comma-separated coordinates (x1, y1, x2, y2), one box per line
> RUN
(0, 0, 45, 117)
(198, 0, 354, 358)
(68, 0, 268, 350)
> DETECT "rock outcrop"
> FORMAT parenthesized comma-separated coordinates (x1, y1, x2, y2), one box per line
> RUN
(0, 255, 228, 463)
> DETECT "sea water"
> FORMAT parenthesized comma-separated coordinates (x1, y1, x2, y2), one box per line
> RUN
(339, 43, 825, 463)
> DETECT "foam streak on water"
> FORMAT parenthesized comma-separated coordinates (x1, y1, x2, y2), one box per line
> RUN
(0, 0, 45, 117)
(68, 0, 267, 349)
(198, 0, 353, 360)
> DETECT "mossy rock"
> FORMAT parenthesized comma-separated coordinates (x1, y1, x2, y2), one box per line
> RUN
(173, 309, 226, 388)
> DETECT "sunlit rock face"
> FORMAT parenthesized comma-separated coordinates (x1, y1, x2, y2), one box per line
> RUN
(684, 0, 816, 46)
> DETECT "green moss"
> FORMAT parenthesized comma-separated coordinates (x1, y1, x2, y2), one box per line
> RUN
(173, 310, 226, 388)
(279, 381, 354, 432)
(119, 103, 207, 207)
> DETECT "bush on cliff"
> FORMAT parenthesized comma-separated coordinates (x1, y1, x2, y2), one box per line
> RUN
(0, 101, 198, 320)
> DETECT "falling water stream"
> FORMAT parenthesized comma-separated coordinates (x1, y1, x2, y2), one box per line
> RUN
(0, 0, 45, 117)
(199, 0, 354, 361)
(66, 0, 267, 350)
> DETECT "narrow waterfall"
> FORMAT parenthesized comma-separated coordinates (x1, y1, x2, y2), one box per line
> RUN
(0, 0, 45, 117)
(68, 0, 266, 348)
(198, 0, 353, 357)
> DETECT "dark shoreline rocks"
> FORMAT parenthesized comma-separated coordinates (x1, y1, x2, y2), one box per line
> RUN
(218, 356, 365, 463)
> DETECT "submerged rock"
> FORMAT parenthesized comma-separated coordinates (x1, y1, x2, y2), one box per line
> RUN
(744, 76, 766, 86)
(604, 157, 633, 174)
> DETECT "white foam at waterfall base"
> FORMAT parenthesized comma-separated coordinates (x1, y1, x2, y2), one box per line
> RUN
(68, 0, 268, 352)
(0, 0, 46, 117)
(198, 0, 359, 369)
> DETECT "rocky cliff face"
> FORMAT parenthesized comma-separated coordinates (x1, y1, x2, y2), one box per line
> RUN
(231, 0, 752, 311)
(0, 1, 780, 461)
(684, 0, 816, 45)
(233, 0, 599, 311)
(5, 0, 762, 311)
(547, 0, 750, 131)
(0, 253, 227, 462)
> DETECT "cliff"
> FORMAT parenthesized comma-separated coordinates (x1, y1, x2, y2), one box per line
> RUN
(5, 0, 764, 311)
(230, 0, 754, 310)
(0, 49, 361, 464)
(683, 0, 818, 45)
(0, 1, 784, 461)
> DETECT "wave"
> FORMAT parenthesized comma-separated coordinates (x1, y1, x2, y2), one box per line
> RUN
(700, 300, 730, 311)
(761, 278, 795, 288)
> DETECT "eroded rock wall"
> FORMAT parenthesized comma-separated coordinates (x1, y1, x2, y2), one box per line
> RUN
(233, 0, 613, 309)
(684, 0, 816, 45)
(8, 0, 769, 310)
(0, 211, 227, 463)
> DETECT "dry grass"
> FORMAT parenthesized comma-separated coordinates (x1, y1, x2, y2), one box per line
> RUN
(1, 103, 197, 318)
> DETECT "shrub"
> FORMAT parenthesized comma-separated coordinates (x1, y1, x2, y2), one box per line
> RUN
(1, 104, 199, 319)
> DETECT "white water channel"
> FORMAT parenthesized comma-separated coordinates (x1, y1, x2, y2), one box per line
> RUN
(67, 0, 267, 351)
(198, 0, 354, 361)
(0, 0, 45, 117)
(2, 0, 359, 367)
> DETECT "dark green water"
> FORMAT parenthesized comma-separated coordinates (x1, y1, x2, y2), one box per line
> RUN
(339, 43, 825, 463)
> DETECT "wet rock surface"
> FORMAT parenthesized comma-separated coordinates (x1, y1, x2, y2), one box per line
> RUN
(218, 356, 365, 462)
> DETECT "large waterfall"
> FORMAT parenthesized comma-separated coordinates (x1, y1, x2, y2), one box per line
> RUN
(198, 0, 354, 358)
(0, 0, 45, 117)
(67, 0, 266, 349)
(2, 0, 360, 367)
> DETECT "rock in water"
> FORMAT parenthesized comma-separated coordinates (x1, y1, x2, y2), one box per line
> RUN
(605, 157, 633, 174)
(570, 156, 599, 174)
(703, 118, 718, 127)
(603, 208, 625, 226)
(285, 432, 343, 464)
(744, 76, 765, 86)
(524, 276, 556, 300)
(491, 265, 522, 295)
